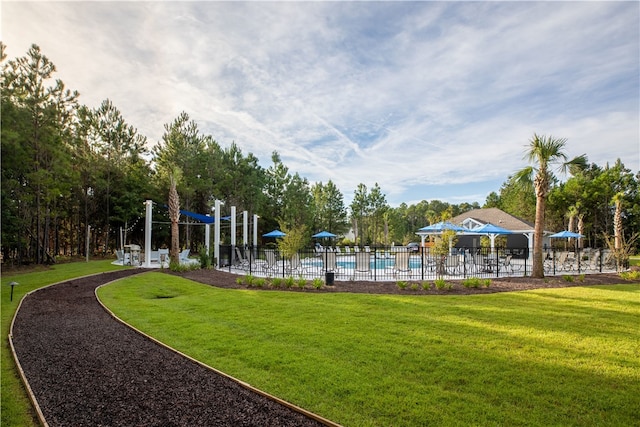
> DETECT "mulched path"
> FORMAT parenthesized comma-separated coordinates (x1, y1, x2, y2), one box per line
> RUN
(179, 268, 640, 295)
(11, 269, 327, 427)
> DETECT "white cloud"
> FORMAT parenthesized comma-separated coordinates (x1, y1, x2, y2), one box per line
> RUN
(3, 1, 638, 207)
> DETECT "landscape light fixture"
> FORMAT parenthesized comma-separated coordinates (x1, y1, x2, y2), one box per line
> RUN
(9, 281, 19, 301)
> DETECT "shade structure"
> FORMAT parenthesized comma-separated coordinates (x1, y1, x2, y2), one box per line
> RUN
(549, 230, 583, 238)
(468, 222, 512, 254)
(469, 223, 513, 235)
(416, 221, 468, 256)
(263, 229, 286, 238)
(418, 221, 469, 233)
(312, 231, 336, 238)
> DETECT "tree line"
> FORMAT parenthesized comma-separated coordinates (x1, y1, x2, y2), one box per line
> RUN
(2, 43, 638, 266)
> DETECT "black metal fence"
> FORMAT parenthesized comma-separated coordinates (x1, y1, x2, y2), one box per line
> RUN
(218, 245, 618, 282)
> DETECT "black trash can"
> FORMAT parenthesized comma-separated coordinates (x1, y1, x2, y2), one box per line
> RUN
(325, 272, 335, 285)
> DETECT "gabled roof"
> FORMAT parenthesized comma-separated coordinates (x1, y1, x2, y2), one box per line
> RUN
(450, 208, 534, 232)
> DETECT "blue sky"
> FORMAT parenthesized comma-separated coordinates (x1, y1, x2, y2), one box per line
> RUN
(3, 1, 639, 207)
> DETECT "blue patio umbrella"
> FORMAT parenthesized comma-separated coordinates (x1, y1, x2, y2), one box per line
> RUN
(417, 221, 468, 255)
(549, 231, 583, 238)
(418, 221, 469, 233)
(469, 223, 513, 235)
(468, 223, 513, 253)
(312, 231, 337, 238)
(263, 229, 286, 238)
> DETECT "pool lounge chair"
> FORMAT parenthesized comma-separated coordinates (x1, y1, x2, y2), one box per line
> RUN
(263, 249, 280, 275)
(235, 247, 251, 270)
(286, 253, 307, 276)
(586, 251, 601, 272)
(353, 252, 371, 279)
(322, 251, 341, 276)
(393, 251, 412, 278)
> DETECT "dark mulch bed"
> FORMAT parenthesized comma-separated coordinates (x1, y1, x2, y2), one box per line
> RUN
(179, 268, 640, 295)
(11, 269, 326, 427)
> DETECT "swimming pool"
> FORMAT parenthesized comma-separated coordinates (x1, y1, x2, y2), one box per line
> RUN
(305, 255, 425, 270)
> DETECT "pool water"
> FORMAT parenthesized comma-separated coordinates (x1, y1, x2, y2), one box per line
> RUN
(306, 256, 424, 270)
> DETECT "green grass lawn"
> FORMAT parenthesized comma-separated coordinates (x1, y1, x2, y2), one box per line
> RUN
(99, 273, 640, 426)
(1, 260, 126, 427)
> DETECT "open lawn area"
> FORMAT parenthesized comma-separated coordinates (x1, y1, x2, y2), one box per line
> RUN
(98, 273, 640, 426)
(1, 260, 127, 427)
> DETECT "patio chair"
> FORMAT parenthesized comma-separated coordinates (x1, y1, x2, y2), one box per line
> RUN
(235, 247, 250, 270)
(464, 252, 482, 274)
(602, 250, 616, 268)
(322, 251, 341, 275)
(263, 249, 280, 275)
(444, 255, 462, 275)
(158, 248, 169, 265)
(286, 253, 307, 276)
(353, 251, 371, 279)
(555, 252, 571, 271)
(586, 251, 601, 272)
(393, 251, 412, 278)
(510, 255, 524, 274)
(422, 255, 438, 274)
(499, 255, 518, 275)
(179, 249, 191, 263)
(244, 247, 263, 270)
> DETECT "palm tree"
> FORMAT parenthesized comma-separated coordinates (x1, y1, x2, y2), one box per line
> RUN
(576, 212, 585, 250)
(566, 204, 579, 247)
(168, 171, 181, 265)
(612, 192, 624, 252)
(605, 192, 638, 271)
(515, 134, 586, 278)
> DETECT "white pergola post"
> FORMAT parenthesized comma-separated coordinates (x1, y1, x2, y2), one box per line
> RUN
(252, 214, 259, 247)
(214, 199, 221, 268)
(489, 234, 497, 255)
(230, 206, 236, 264)
(230, 206, 236, 247)
(143, 200, 152, 267)
(243, 211, 248, 247)
(205, 215, 211, 256)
